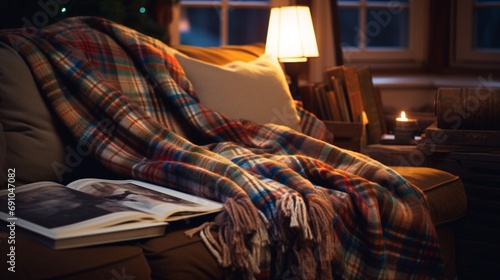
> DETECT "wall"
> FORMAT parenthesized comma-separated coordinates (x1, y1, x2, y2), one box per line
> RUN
(374, 74, 500, 112)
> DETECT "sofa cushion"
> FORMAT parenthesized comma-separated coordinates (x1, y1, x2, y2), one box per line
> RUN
(0, 231, 151, 280)
(138, 224, 223, 279)
(0, 42, 69, 185)
(174, 51, 302, 132)
(174, 43, 265, 65)
(391, 166, 467, 226)
(0, 42, 119, 186)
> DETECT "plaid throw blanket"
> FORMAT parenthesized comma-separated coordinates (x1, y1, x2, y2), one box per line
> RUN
(0, 17, 443, 279)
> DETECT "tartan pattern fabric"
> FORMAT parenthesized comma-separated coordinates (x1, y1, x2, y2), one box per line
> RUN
(295, 100, 334, 143)
(0, 17, 443, 279)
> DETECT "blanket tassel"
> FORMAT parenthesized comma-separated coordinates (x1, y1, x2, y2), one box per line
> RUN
(307, 193, 339, 280)
(276, 191, 315, 279)
(276, 191, 338, 280)
(185, 196, 269, 279)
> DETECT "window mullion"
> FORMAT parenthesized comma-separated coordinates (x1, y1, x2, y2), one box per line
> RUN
(221, 0, 228, 45)
(360, 0, 367, 49)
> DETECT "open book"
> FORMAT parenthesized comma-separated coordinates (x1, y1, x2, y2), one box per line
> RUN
(0, 179, 223, 249)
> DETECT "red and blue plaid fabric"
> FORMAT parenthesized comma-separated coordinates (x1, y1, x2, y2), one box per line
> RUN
(0, 17, 443, 279)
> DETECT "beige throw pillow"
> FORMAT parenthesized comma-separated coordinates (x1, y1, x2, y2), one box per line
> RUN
(173, 52, 302, 132)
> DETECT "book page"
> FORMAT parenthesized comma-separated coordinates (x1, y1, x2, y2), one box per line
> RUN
(0, 182, 161, 236)
(67, 179, 223, 221)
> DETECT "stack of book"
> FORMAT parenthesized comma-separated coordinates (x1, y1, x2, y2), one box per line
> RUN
(301, 66, 387, 151)
(414, 87, 500, 153)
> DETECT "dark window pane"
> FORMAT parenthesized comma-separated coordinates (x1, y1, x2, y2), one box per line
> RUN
(339, 8, 360, 47)
(339, 0, 359, 2)
(228, 9, 269, 45)
(180, 8, 220, 47)
(181, 0, 268, 2)
(367, 0, 409, 2)
(474, 8, 500, 49)
(366, 8, 408, 48)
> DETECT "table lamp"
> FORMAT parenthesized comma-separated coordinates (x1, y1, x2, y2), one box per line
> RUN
(265, 5, 319, 99)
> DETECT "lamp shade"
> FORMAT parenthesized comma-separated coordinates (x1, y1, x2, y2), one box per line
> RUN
(265, 6, 319, 62)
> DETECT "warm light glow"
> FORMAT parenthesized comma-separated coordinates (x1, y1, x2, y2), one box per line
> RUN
(396, 111, 408, 121)
(179, 8, 191, 33)
(265, 6, 319, 62)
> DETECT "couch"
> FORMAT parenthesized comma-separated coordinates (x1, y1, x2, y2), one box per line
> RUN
(0, 17, 466, 279)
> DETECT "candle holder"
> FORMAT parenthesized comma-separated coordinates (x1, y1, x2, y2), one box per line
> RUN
(394, 112, 418, 144)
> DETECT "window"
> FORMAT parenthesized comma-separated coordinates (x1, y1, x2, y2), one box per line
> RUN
(455, 0, 500, 67)
(173, 0, 288, 47)
(337, 0, 428, 67)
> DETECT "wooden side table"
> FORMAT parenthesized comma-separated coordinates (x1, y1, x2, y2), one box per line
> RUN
(365, 136, 500, 279)
(417, 134, 500, 279)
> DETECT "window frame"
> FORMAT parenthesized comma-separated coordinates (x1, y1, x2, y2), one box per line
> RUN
(454, 0, 500, 68)
(338, 0, 428, 68)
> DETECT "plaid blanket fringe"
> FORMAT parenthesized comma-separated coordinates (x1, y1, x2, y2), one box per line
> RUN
(0, 17, 443, 279)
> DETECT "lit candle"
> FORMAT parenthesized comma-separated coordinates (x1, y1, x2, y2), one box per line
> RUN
(396, 111, 409, 122)
(394, 111, 418, 142)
